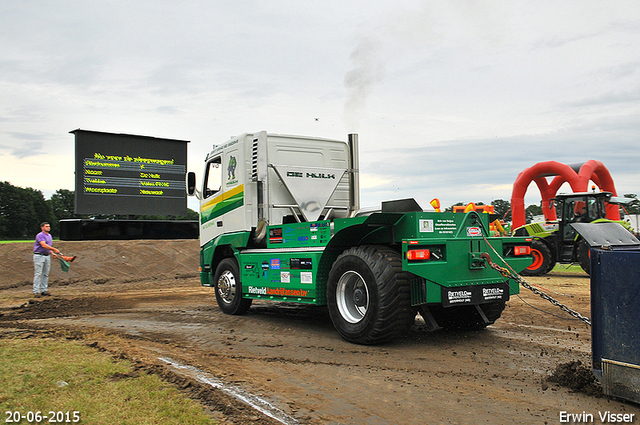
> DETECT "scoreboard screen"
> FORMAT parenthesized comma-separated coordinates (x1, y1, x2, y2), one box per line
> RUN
(72, 129, 189, 216)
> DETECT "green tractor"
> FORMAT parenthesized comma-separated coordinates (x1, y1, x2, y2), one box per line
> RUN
(514, 191, 634, 276)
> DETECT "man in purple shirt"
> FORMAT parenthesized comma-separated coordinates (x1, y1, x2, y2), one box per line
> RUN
(33, 222, 60, 297)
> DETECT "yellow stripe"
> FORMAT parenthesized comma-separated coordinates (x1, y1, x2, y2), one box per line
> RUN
(201, 184, 245, 213)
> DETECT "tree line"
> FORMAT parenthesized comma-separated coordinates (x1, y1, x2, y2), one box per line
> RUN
(0, 182, 198, 240)
(2, 181, 638, 240)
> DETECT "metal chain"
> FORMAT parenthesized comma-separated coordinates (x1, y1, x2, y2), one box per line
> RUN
(484, 258, 592, 326)
(478, 235, 592, 326)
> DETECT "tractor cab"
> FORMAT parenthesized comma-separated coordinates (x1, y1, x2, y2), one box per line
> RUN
(519, 191, 634, 276)
(552, 192, 611, 243)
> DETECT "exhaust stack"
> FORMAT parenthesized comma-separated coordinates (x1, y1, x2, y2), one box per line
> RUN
(348, 133, 360, 217)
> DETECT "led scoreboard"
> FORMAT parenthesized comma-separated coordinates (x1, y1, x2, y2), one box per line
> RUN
(72, 129, 189, 216)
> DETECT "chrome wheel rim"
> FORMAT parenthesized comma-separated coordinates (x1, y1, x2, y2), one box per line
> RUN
(217, 270, 237, 304)
(336, 271, 369, 324)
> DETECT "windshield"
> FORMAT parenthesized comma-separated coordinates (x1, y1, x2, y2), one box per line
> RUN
(561, 196, 606, 222)
(203, 157, 222, 198)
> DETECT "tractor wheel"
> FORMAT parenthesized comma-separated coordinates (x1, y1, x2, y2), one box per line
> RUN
(327, 245, 414, 345)
(419, 301, 506, 331)
(520, 239, 552, 276)
(577, 239, 591, 275)
(213, 258, 252, 315)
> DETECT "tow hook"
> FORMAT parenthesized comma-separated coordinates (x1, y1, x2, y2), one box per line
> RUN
(469, 252, 488, 270)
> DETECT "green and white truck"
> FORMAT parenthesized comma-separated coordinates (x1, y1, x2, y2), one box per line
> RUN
(187, 132, 533, 344)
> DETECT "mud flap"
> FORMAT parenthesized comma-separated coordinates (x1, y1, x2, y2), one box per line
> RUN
(441, 282, 509, 308)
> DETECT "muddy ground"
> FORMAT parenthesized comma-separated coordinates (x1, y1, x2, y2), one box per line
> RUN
(1, 240, 639, 424)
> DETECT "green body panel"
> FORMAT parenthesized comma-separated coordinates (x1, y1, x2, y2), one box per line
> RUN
(200, 231, 251, 286)
(515, 221, 556, 239)
(199, 211, 532, 307)
(591, 218, 635, 232)
(238, 250, 324, 304)
(265, 220, 332, 248)
(391, 212, 529, 305)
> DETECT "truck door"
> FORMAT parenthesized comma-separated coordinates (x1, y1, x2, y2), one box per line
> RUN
(200, 156, 223, 244)
(563, 198, 585, 242)
(200, 148, 246, 245)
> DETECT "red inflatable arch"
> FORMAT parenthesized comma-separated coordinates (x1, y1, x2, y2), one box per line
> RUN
(511, 160, 620, 229)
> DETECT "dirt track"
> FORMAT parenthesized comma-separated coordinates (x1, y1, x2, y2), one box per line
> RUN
(1, 240, 639, 424)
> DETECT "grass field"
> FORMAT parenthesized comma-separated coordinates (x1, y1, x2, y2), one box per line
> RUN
(0, 335, 215, 425)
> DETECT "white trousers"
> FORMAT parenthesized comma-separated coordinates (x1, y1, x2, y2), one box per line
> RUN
(33, 254, 51, 294)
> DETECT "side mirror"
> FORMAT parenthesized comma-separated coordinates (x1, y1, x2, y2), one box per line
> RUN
(187, 172, 196, 196)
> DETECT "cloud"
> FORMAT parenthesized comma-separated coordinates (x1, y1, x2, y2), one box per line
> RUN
(0, 132, 50, 158)
(0, 141, 45, 159)
(0, 1, 638, 208)
(562, 87, 640, 108)
(357, 110, 640, 209)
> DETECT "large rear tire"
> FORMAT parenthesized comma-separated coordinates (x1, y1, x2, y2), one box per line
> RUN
(327, 245, 414, 345)
(577, 239, 591, 275)
(520, 239, 552, 276)
(213, 258, 252, 315)
(419, 301, 506, 331)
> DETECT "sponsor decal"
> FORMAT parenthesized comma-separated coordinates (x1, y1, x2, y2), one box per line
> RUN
(434, 219, 457, 235)
(419, 219, 434, 233)
(269, 227, 283, 244)
(447, 290, 473, 305)
(482, 286, 504, 301)
(286, 171, 335, 179)
(467, 227, 482, 237)
(226, 155, 237, 184)
(281, 271, 290, 283)
(300, 271, 313, 284)
(270, 258, 281, 270)
(248, 286, 309, 298)
(266, 287, 308, 297)
(307, 172, 334, 179)
(290, 258, 313, 269)
(248, 286, 267, 295)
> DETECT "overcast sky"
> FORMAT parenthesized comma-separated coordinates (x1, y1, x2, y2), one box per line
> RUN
(1, 1, 639, 213)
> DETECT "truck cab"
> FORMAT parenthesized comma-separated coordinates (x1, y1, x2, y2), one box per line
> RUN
(193, 131, 356, 249)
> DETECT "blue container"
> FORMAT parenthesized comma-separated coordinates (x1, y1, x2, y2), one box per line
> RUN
(591, 247, 640, 403)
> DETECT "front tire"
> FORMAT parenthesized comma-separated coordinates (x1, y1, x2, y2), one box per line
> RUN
(213, 258, 252, 315)
(327, 245, 413, 345)
(520, 239, 552, 276)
